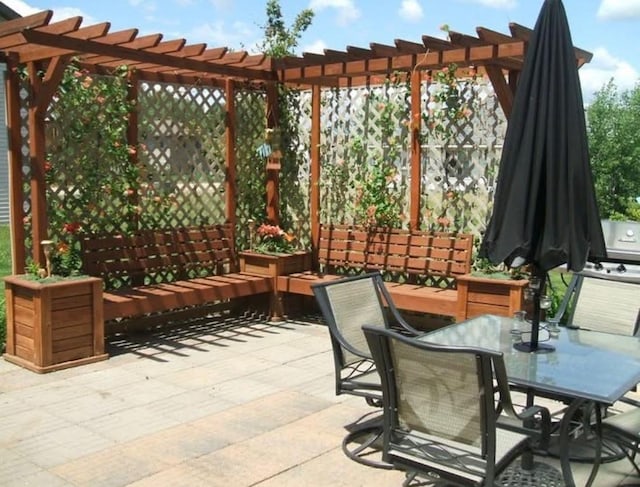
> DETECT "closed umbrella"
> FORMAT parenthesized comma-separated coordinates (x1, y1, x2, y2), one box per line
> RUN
(479, 0, 607, 352)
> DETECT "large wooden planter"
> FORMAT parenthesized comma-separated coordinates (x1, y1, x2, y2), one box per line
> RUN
(239, 251, 312, 321)
(3, 275, 107, 373)
(456, 273, 530, 322)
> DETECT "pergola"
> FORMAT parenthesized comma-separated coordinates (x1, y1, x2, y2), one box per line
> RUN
(0, 10, 592, 272)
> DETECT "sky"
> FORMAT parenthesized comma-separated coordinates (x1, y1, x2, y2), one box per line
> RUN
(4, 0, 640, 102)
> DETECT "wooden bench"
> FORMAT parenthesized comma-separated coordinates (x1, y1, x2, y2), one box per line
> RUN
(80, 224, 272, 322)
(277, 224, 474, 319)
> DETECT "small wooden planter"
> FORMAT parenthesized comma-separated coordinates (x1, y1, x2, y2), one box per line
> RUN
(239, 251, 312, 321)
(456, 273, 530, 322)
(3, 275, 107, 373)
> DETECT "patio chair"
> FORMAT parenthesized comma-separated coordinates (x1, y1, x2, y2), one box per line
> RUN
(311, 272, 420, 469)
(549, 273, 640, 335)
(601, 407, 640, 476)
(362, 324, 551, 486)
(545, 273, 640, 463)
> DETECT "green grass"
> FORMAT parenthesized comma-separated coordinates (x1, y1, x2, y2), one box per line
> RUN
(548, 269, 573, 321)
(0, 225, 11, 350)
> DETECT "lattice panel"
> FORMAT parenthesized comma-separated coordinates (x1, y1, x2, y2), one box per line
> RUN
(37, 69, 140, 277)
(138, 82, 227, 229)
(19, 81, 32, 261)
(420, 77, 506, 236)
(319, 80, 411, 226)
(234, 88, 267, 249)
(280, 89, 312, 250)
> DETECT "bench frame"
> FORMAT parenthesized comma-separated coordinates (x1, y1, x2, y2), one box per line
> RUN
(81, 224, 272, 322)
(277, 224, 474, 319)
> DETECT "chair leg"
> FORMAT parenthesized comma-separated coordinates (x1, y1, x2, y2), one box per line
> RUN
(342, 423, 393, 469)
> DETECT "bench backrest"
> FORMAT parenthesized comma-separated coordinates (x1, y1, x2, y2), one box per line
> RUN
(317, 224, 474, 288)
(80, 224, 237, 289)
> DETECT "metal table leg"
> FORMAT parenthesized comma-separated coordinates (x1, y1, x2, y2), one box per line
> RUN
(559, 398, 603, 487)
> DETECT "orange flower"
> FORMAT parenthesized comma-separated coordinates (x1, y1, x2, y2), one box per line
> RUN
(437, 217, 451, 227)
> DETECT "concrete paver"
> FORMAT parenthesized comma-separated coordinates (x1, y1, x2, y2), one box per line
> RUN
(0, 313, 638, 486)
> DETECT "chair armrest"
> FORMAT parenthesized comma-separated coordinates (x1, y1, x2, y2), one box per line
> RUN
(548, 273, 582, 326)
(498, 403, 551, 450)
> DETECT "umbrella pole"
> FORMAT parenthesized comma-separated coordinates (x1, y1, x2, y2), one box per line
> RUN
(514, 267, 555, 353)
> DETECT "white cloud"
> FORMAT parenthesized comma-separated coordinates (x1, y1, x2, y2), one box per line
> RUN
(3, 0, 100, 25)
(579, 47, 639, 101)
(399, 0, 423, 22)
(189, 20, 259, 51)
(3, 0, 40, 16)
(48, 7, 98, 26)
(309, 0, 360, 26)
(456, 0, 516, 8)
(302, 39, 327, 55)
(597, 0, 640, 20)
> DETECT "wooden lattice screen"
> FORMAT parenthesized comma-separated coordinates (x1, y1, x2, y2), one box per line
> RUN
(317, 76, 506, 239)
(19, 72, 268, 273)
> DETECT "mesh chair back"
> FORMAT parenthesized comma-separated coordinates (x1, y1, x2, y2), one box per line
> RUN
(570, 276, 640, 336)
(364, 325, 542, 484)
(313, 273, 389, 366)
(391, 339, 485, 448)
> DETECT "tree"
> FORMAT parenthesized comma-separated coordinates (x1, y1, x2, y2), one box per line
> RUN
(587, 80, 640, 221)
(258, 0, 314, 57)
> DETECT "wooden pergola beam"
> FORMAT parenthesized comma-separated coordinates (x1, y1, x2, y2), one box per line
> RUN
(21, 28, 276, 81)
(281, 41, 526, 84)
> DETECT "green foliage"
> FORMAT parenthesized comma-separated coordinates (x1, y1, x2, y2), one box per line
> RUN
(353, 74, 408, 228)
(423, 63, 477, 145)
(258, 0, 314, 58)
(587, 80, 640, 221)
(44, 60, 138, 276)
(0, 225, 11, 350)
(256, 0, 314, 231)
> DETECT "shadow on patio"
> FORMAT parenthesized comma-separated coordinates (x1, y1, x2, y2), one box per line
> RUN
(0, 312, 638, 486)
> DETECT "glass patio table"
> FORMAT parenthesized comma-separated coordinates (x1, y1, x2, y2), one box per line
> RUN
(419, 314, 640, 487)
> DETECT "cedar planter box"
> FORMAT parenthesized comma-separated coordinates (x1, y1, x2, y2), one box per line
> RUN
(456, 273, 530, 322)
(239, 251, 312, 321)
(3, 275, 107, 373)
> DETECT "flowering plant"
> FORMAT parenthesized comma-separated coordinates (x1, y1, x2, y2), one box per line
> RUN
(254, 223, 297, 254)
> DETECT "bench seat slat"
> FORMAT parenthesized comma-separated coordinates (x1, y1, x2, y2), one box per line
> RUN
(278, 224, 474, 319)
(82, 224, 270, 321)
(103, 273, 271, 321)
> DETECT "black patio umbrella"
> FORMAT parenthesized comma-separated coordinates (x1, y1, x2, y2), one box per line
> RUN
(479, 0, 607, 352)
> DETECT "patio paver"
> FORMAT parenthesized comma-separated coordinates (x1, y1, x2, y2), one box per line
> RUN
(1, 313, 639, 486)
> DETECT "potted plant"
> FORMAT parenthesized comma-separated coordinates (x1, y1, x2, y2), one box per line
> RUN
(456, 257, 531, 322)
(239, 222, 311, 321)
(3, 240, 107, 373)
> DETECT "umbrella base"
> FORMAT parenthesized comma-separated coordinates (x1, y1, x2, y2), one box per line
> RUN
(514, 342, 555, 353)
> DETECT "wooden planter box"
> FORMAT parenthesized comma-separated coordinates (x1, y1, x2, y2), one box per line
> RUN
(3, 276, 107, 373)
(239, 251, 312, 321)
(456, 273, 530, 322)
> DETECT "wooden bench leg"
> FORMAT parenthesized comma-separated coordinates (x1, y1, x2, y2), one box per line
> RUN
(269, 289, 285, 322)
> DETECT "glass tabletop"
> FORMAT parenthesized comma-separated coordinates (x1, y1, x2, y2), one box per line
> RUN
(420, 314, 640, 404)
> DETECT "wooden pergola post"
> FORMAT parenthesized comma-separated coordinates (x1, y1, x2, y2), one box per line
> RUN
(265, 82, 279, 225)
(126, 69, 140, 229)
(225, 79, 237, 227)
(26, 61, 48, 268)
(25, 57, 69, 268)
(310, 84, 321, 264)
(6, 58, 25, 273)
(409, 68, 422, 230)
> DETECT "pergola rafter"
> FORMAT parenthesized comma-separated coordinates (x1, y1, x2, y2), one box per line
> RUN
(0, 9, 592, 272)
